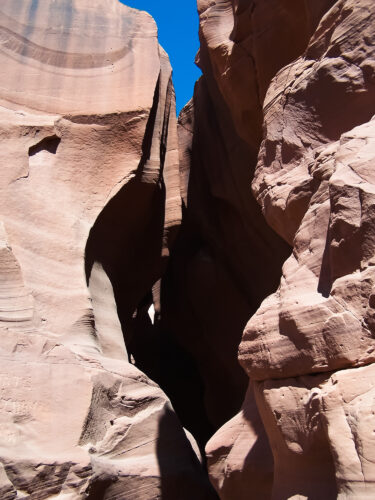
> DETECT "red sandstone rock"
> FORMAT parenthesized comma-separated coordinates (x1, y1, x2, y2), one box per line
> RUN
(2, 0, 375, 497)
(200, 0, 375, 498)
(206, 384, 273, 500)
(253, 363, 375, 498)
(0, 1, 215, 498)
(241, 0, 375, 380)
(197, 0, 336, 151)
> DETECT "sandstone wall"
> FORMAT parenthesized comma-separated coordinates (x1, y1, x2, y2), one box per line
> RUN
(191, 1, 375, 498)
(2, 0, 375, 498)
(0, 1, 216, 498)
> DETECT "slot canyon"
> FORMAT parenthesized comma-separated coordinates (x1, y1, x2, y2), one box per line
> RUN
(0, 0, 375, 498)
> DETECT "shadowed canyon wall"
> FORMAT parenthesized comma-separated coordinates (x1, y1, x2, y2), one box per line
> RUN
(1, 0, 375, 499)
(189, 1, 375, 498)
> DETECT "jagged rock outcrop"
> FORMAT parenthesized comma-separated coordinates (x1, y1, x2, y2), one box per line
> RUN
(0, 1, 216, 498)
(197, 0, 375, 498)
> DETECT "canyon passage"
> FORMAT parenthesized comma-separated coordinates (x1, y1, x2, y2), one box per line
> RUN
(0, 0, 375, 499)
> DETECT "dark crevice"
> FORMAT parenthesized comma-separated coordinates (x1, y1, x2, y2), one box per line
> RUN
(152, 71, 292, 456)
(159, 75, 174, 175)
(85, 174, 165, 351)
(86, 475, 118, 500)
(83, 72, 217, 457)
(28, 135, 61, 156)
(83, 52, 292, 494)
(84, 173, 213, 486)
(138, 73, 161, 174)
(83, 72, 224, 464)
(83, 38, 290, 487)
(318, 222, 333, 297)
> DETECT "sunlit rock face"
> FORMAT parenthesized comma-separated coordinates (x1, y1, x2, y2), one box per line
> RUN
(0, 1, 216, 498)
(2, 0, 375, 497)
(177, 0, 375, 498)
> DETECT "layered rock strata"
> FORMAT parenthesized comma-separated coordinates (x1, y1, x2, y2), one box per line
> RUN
(0, 1, 215, 498)
(197, 0, 375, 498)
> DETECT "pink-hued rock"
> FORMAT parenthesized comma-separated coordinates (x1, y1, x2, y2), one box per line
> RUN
(254, 363, 375, 499)
(240, 0, 375, 380)
(0, 1, 215, 498)
(0, 325, 210, 499)
(206, 385, 273, 500)
(197, 0, 336, 150)
(240, 118, 375, 381)
(252, 0, 375, 244)
(3, 0, 375, 497)
(201, 0, 375, 497)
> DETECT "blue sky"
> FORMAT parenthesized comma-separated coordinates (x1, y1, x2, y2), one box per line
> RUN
(119, 1, 201, 114)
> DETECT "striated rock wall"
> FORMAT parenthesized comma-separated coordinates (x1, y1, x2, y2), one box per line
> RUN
(2, 0, 375, 498)
(191, 0, 375, 498)
(0, 1, 215, 498)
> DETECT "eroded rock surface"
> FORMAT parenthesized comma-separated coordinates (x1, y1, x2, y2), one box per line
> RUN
(186, 0, 375, 498)
(0, 1, 215, 498)
(2, 0, 375, 498)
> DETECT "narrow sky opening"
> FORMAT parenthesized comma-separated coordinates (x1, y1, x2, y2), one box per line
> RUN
(119, 1, 201, 115)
